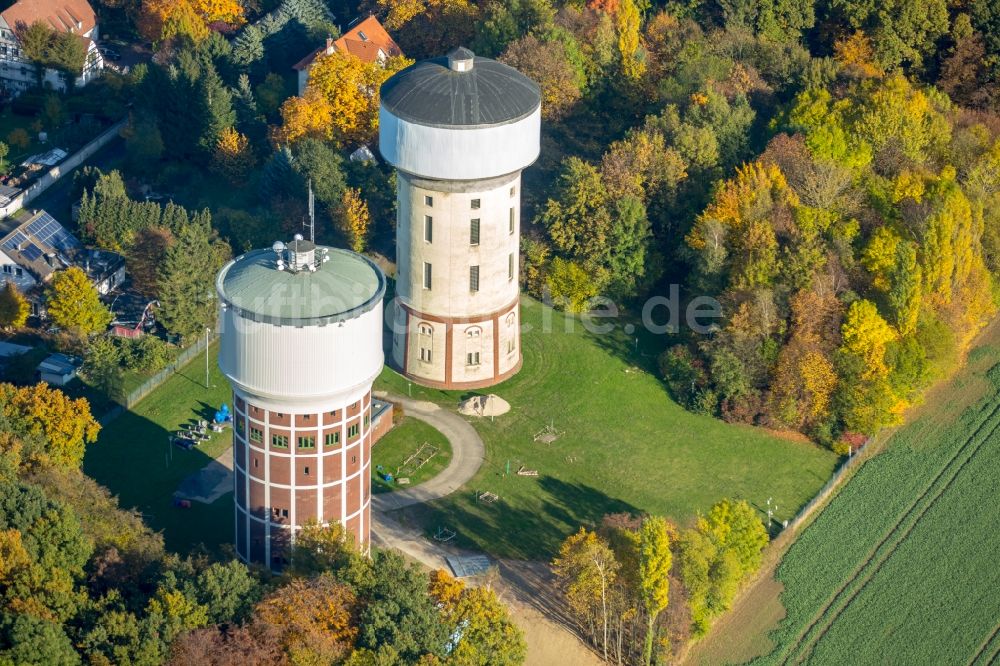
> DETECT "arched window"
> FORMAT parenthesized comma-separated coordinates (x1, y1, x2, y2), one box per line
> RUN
(465, 327, 483, 366)
(418, 323, 433, 362)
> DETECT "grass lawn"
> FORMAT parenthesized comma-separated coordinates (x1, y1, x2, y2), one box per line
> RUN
(375, 298, 839, 560)
(371, 416, 452, 494)
(83, 341, 235, 555)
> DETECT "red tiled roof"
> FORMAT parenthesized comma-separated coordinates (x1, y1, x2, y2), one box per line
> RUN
(293, 15, 402, 71)
(1, 0, 97, 36)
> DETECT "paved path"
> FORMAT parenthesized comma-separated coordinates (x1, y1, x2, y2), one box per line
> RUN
(370, 392, 485, 512)
(368, 393, 602, 666)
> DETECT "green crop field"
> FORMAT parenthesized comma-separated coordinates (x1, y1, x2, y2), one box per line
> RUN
(376, 298, 838, 559)
(750, 338, 1000, 665)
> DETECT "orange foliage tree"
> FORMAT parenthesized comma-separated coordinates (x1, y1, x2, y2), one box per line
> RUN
(254, 574, 358, 662)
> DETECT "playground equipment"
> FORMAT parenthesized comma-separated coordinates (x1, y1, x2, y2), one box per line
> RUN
(396, 442, 439, 477)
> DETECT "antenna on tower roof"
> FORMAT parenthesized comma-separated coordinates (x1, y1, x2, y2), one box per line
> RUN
(307, 179, 316, 243)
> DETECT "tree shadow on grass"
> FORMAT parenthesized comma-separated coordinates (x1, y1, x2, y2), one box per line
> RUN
(84, 408, 233, 556)
(394, 476, 641, 561)
(390, 476, 640, 631)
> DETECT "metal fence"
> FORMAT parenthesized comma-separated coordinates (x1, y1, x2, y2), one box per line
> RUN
(782, 440, 875, 534)
(122, 332, 218, 409)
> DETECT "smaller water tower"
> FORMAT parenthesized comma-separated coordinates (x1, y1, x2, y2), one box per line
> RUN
(216, 237, 385, 569)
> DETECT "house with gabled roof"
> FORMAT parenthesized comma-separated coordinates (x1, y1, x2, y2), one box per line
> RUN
(0, 209, 124, 315)
(293, 15, 402, 95)
(0, 0, 104, 94)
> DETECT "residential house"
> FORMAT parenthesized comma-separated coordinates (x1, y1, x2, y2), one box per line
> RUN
(293, 15, 402, 95)
(0, 209, 124, 314)
(0, 0, 104, 95)
(36, 351, 80, 385)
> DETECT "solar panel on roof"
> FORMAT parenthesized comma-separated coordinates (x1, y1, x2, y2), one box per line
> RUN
(2, 231, 27, 253)
(21, 244, 42, 262)
(21, 213, 79, 254)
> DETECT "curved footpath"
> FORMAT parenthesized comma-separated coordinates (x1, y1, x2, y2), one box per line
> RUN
(370, 392, 485, 512)
(368, 391, 603, 666)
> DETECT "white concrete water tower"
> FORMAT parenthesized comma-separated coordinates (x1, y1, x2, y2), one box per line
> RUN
(379, 46, 541, 389)
(216, 238, 385, 569)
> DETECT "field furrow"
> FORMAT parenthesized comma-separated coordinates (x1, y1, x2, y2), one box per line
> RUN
(779, 398, 1000, 665)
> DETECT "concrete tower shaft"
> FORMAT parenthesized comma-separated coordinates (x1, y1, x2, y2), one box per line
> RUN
(379, 48, 541, 389)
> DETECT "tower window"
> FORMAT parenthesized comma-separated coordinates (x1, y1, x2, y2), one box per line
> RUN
(271, 434, 288, 448)
(470, 219, 480, 245)
(470, 265, 479, 292)
(423, 262, 432, 290)
(467, 351, 481, 366)
(420, 348, 432, 362)
(424, 195, 433, 206)
(304, 466, 310, 475)
(424, 215, 433, 243)
(510, 186, 516, 197)
(348, 424, 360, 438)
(325, 432, 340, 446)
(249, 427, 262, 443)
(297, 436, 315, 449)
(509, 208, 515, 234)
(509, 253, 514, 281)
(471, 198, 481, 209)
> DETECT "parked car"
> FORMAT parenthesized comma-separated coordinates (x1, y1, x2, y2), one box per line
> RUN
(98, 46, 121, 61)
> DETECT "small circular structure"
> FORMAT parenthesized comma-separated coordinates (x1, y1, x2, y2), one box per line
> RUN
(379, 48, 541, 390)
(217, 243, 385, 570)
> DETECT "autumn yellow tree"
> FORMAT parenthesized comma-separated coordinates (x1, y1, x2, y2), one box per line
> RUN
(45, 267, 113, 337)
(276, 53, 412, 147)
(138, 0, 244, 43)
(0, 382, 100, 468)
(840, 299, 896, 380)
(834, 31, 884, 78)
(0, 282, 29, 328)
(617, 0, 644, 80)
(639, 517, 671, 666)
(338, 187, 370, 253)
(211, 127, 255, 185)
(428, 569, 526, 665)
(553, 528, 620, 662)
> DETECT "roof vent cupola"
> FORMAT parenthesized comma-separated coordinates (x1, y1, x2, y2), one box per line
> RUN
(447, 46, 474, 72)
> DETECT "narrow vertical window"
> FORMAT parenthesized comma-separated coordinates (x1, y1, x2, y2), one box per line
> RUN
(509, 208, 515, 234)
(424, 215, 433, 243)
(470, 219, 480, 246)
(470, 265, 479, 292)
(424, 195, 433, 206)
(508, 253, 514, 281)
(423, 262, 432, 290)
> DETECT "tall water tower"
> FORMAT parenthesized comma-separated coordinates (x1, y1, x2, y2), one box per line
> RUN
(379, 46, 541, 389)
(216, 238, 385, 569)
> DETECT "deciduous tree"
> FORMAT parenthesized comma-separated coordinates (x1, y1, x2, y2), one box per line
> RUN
(0, 383, 100, 468)
(0, 282, 29, 329)
(46, 267, 113, 337)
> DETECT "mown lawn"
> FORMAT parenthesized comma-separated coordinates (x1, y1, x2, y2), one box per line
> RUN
(83, 341, 235, 555)
(751, 335, 1000, 665)
(371, 417, 452, 494)
(375, 298, 839, 559)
